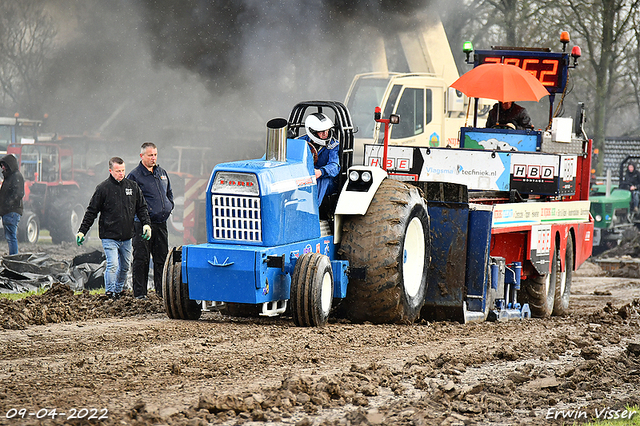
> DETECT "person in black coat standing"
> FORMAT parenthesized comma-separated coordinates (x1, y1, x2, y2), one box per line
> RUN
(127, 142, 174, 300)
(621, 162, 640, 212)
(76, 157, 152, 299)
(0, 154, 24, 255)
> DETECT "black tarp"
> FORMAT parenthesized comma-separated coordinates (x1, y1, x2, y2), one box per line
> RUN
(0, 250, 106, 294)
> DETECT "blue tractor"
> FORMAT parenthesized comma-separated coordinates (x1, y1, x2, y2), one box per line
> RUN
(162, 101, 433, 326)
(162, 100, 534, 326)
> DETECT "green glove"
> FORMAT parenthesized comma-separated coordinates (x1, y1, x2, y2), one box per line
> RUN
(142, 224, 152, 241)
(76, 232, 85, 246)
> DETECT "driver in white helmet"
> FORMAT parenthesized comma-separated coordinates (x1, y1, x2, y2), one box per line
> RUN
(297, 112, 340, 206)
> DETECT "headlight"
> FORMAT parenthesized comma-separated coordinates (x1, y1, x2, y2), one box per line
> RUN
(361, 171, 372, 183)
(349, 170, 360, 181)
(595, 215, 602, 222)
(212, 172, 259, 196)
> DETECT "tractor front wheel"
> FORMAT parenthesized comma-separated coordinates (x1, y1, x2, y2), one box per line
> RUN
(162, 247, 202, 320)
(291, 252, 333, 327)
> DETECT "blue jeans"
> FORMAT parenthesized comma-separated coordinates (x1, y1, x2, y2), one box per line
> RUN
(102, 238, 133, 293)
(2, 212, 21, 255)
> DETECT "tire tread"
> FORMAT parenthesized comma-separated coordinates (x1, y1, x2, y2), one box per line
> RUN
(339, 179, 429, 324)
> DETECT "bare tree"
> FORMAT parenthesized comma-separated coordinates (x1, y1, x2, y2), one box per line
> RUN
(545, 0, 639, 173)
(448, 0, 640, 174)
(0, 0, 57, 118)
(626, 9, 640, 135)
(447, 0, 556, 49)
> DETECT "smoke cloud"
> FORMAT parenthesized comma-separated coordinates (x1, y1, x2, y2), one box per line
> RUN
(40, 0, 434, 167)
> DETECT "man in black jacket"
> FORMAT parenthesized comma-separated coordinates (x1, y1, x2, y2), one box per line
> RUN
(0, 154, 24, 255)
(486, 101, 534, 130)
(127, 142, 174, 299)
(76, 157, 152, 299)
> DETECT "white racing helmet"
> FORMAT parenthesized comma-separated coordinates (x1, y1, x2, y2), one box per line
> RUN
(305, 112, 333, 146)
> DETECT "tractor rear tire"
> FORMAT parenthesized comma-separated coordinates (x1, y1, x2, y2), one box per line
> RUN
(162, 247, 201, 320)
(339, 179, 430, 324)
(17, 212, 39, 244)
(524, 246, 558, 318)
(553, 236, 573, 316)
(291, 252, 333, 327)
(50, 203, 84, 244)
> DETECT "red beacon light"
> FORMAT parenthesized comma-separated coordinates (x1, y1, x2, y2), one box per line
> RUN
(571, 45, 581, 67)
(373, 107, 400, 171)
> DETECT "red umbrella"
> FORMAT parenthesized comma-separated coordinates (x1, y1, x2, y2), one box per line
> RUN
(450, 63, 549, 102)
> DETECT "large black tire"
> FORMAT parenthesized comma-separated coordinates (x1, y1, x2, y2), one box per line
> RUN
(17, 212, 39, 244)
(553, 235, 574, 316)
(50, 203, 84, 244)
(291, 253, 334, 327)
(162, 248, 176, 318)
(523, 245, 558, 318)
(162, 247, 202, 320)
(339, 179, 430, 324)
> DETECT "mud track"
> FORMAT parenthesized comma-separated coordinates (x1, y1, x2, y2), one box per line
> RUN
(1, 262, 640, 426)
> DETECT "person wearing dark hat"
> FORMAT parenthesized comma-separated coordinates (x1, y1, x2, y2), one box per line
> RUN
(0, 154, 24, 255)
(621, 162, 640, 212)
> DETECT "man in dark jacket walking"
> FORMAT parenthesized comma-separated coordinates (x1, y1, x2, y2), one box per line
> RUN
(0, 154, 24, 255)
(127, 142, 174, 299)
(76, 157, 152, 299)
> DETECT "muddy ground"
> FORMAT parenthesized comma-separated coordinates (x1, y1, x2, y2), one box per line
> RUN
(0, 243, 640, 426)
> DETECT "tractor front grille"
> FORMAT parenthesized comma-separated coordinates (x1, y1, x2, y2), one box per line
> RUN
(211, 194, 262, 242)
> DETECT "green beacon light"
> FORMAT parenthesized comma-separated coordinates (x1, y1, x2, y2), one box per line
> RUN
(463, 41, 474, 62)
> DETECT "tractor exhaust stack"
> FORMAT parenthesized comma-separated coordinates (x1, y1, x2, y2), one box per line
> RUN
(265, 118, 288, 162)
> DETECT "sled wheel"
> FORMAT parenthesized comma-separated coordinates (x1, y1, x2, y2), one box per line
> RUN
(553, 235, 573, 316)
(290, 252, 333, 327)
(163, 247, 201, 320)
(339, 179, 430, 324)
(524, 244, 558, 318)
(18, 212, 39, 244)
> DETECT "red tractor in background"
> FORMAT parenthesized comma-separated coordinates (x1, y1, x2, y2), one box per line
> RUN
(7, 139, 96, 244)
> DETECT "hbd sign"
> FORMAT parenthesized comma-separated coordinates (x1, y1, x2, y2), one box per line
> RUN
(512, 164, 555, 180)
(509, 152, 571, 196)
